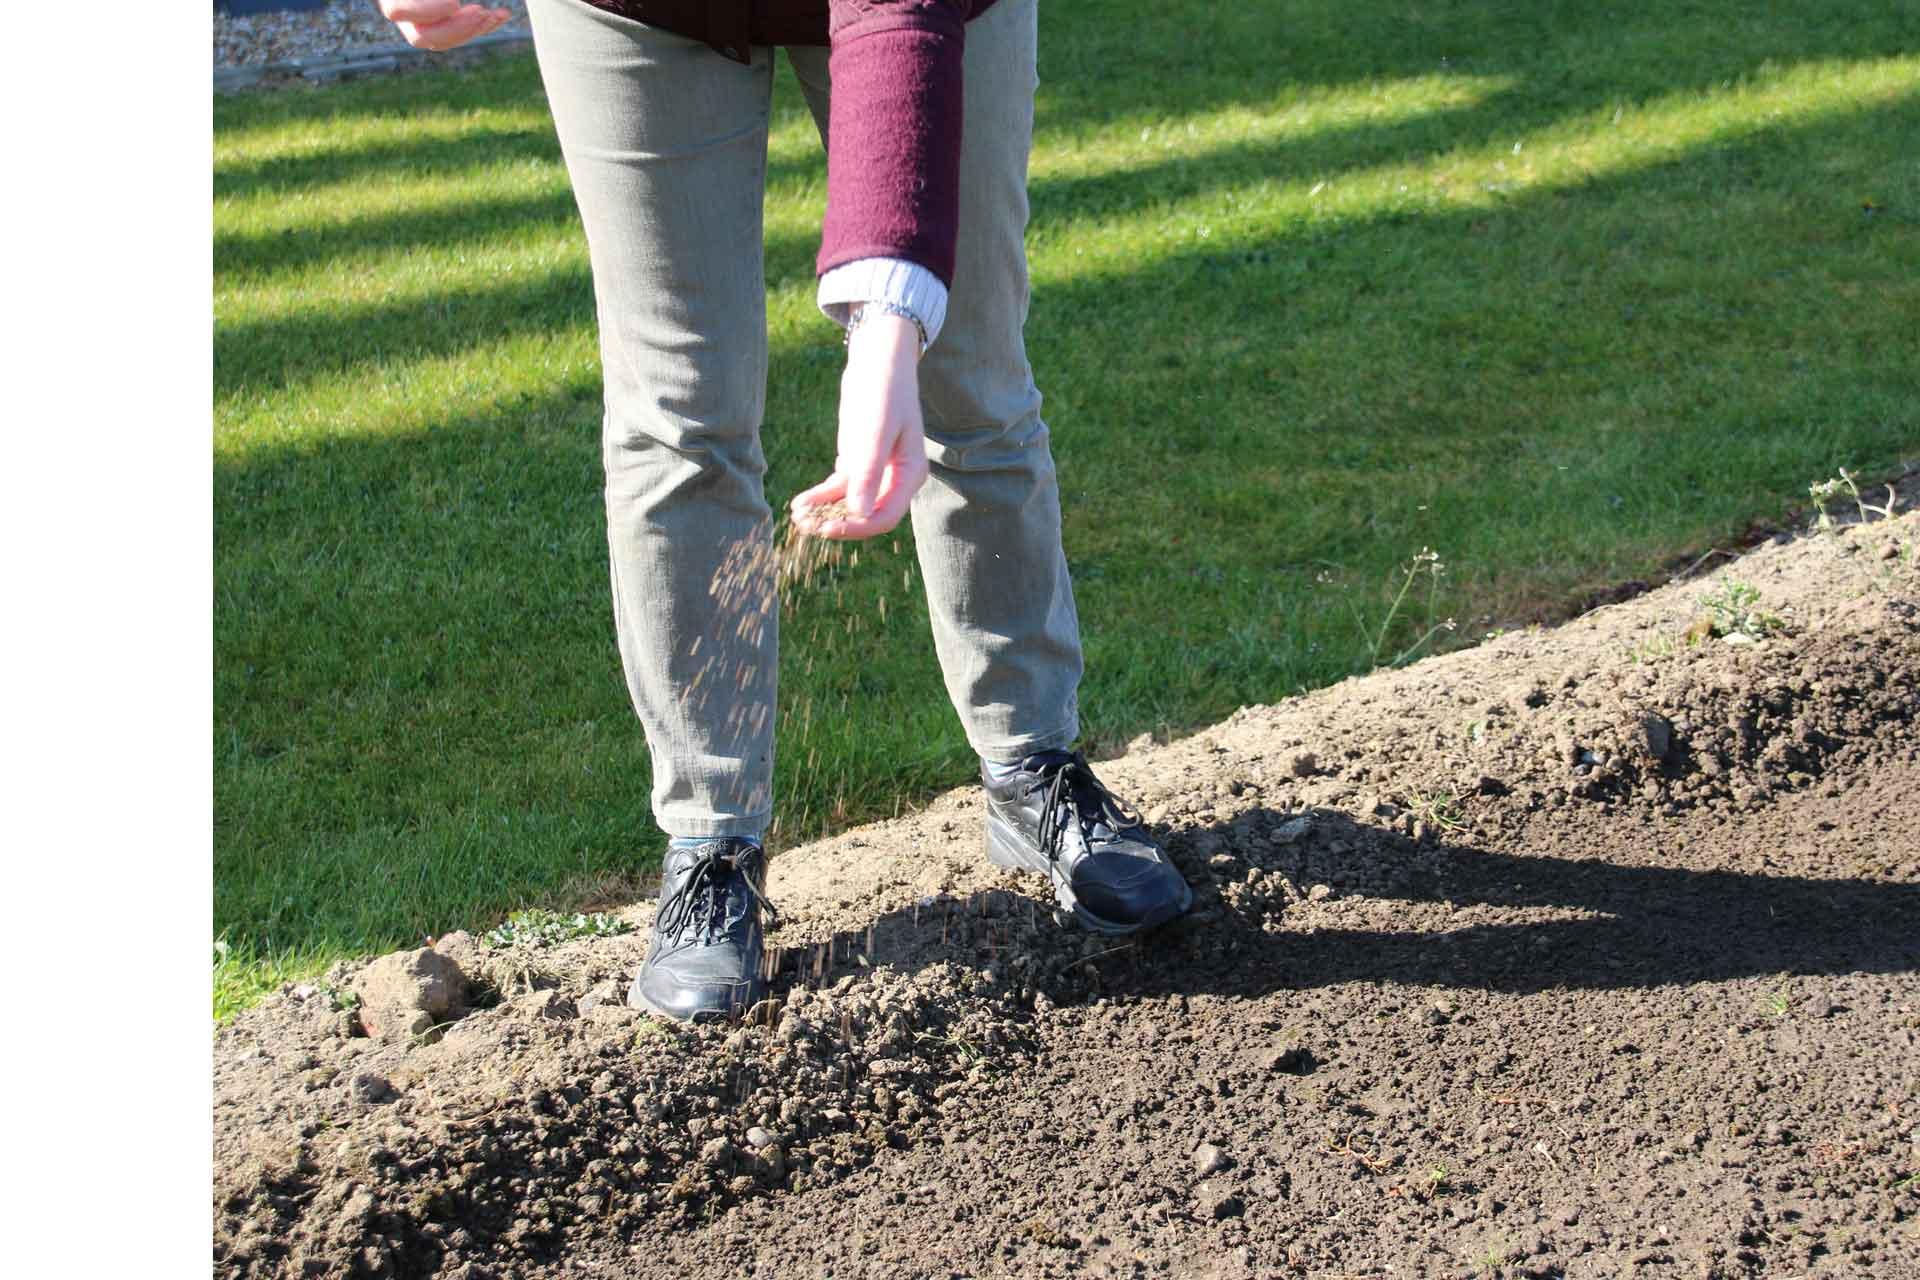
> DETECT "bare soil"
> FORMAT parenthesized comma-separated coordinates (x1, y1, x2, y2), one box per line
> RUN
(215, 500, 1920, 1280)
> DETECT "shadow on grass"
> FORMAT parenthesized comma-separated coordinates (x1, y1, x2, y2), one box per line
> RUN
(213, 58, 827, 203)
(213, 221, 826, 399)
(213, 1, 1918, 197)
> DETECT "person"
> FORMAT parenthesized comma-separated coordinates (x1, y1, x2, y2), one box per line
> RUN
(376, 0, 1192, 1022)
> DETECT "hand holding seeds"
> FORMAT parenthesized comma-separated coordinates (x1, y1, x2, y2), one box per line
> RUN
(792, 312, 928, 540)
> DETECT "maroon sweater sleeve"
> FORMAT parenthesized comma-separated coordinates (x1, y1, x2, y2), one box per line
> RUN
(818, 1, 973, 288)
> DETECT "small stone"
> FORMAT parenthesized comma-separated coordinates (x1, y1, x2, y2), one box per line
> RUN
(1638, 712, 1674, 761)
(1203, 1190, 1245, 1220)
(746, 1126, 776, 1150)
(577, 980, 621, 1014)
(1308, 884, 1333, 902)
(1193, 1143, 1233, 1179)
(348, 1071, 395, 1104)
(433, 930, 483, 973)
(1265, 1046, 1317, 1075)
(352, 947, 470, 1044)
(1270, 816, 1313, 845)
(515, 990, 575, 1021)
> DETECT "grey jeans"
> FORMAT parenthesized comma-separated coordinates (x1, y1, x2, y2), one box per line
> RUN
(528, 0, 1082, 838)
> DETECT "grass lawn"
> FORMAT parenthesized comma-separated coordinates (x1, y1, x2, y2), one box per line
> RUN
(213, 0, 1919, 1018)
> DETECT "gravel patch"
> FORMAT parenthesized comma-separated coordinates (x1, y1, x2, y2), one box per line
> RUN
(214, 0, 531, 70)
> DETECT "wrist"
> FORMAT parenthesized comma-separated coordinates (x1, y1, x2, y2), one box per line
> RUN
(845, 303, 927, 361)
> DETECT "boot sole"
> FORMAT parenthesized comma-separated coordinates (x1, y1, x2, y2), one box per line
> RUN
(984, 811, 1193, 936)
(626, 972, 760, 1025)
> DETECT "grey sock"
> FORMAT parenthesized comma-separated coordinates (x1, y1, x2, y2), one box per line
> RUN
(983, 749, 1074, 784)
(982, 757, 1025, 784)
(667, 834, 762, 851)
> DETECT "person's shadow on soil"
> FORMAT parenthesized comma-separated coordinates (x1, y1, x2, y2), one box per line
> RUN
(812, 807, 1920, 1005)
(1156, 809, 1918, 999)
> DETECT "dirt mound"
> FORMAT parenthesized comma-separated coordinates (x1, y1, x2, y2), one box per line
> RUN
(215, 506, 1920, 1279)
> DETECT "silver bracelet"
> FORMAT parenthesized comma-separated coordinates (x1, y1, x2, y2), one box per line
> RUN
(844, 300, 929, 356)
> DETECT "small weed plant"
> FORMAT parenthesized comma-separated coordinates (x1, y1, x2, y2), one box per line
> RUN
(1410, 791, 1472, 837)
(1809, 468, 1900, 530)
(483, 908, 633, 949)
(1628, 632, 1678, 665)
(318, 982, 360, 1013)
(915, 1028, 992, 1070)
(1698, 579, 1785, 642)
(1358, 548, 1457, 670)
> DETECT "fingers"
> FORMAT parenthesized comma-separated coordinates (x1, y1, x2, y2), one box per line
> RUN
(390, 4, 511, 51)
(791, 447, 927, 541)
(790, 476, 848, 532)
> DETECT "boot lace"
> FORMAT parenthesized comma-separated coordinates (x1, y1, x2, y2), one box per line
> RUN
(1031, 753, 1143, 865)
(655, 844, 779, 945)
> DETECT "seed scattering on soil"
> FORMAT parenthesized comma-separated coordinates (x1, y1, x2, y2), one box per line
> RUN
(215, 503, 1920, 1280)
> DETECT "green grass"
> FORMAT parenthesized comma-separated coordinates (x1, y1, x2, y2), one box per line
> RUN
(214, 1, 1920, 1017)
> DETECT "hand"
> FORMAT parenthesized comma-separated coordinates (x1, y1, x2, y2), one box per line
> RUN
(378, 1, 512, 52)
(792, 313, 929, 540)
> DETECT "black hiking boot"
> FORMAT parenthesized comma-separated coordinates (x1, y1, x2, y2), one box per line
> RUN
(982, 750, 1193, 934)
(628, 837, 776, 1023)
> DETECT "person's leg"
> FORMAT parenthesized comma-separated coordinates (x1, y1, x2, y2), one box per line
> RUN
(789, 0, 1081, 761)
(792, 3, 1187, 933)
(528, 0, 779, 841)
(914, 0, 1084, 762)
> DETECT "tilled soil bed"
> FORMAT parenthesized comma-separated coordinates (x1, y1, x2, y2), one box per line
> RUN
(215, 502, 1920, 1279)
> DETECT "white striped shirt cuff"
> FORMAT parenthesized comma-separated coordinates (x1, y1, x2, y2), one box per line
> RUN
(817, 258, 950, 350)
